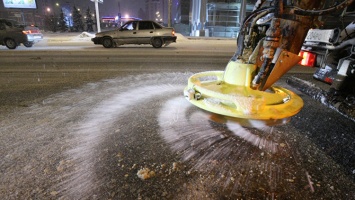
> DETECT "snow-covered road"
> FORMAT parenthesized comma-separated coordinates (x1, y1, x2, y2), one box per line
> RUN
(1, 72, 354, 199)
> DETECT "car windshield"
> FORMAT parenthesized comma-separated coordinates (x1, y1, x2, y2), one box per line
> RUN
(120, 21, 138, 30)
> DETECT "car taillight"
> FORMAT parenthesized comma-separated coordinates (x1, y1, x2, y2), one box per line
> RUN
(298, 51, 316, 67)
(172, 30, 175, 36)
(23, 29, 40, 34)
(325, 77, 333, 84)
(23, 30, 36, 34)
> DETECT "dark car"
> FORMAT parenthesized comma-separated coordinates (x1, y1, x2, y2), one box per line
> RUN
(92, 20, 177, 48)
(0, 18, 43, 49)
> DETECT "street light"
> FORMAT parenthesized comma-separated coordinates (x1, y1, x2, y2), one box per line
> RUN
(90, 0, 103, 32)
(69, 13, 72, 28)
(168, 0, 172, 27)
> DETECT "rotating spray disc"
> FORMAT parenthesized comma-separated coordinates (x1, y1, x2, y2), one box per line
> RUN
(184, 62, 303, 120)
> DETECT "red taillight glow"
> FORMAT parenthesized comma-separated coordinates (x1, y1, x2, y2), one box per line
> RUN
(22, 29, 40, 34)
(325, 77, 333, 84)
(298, 51, 316, 67)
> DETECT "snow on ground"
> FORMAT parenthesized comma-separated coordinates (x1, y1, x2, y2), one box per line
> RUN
(72, 32, 96, 41)
(42, 32, 95, 42)
(42, 32, 223, 43)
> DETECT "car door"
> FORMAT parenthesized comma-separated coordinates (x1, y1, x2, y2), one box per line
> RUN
(117, 21, 138, 44)
(0, 20, 6, 42)
(136, 21, 155, 44)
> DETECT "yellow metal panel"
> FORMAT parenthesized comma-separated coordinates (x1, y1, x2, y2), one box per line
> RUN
(184, 63, 303, 120)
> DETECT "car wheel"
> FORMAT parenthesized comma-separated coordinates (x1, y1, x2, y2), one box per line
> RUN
(102, 37, 113, 48)
(23, 42, 33, 47)
(5, 38, 17, 49)
(152, 37, 163, 48)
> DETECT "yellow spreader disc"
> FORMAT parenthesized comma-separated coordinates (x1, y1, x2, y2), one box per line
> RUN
(184, 62, 304, 120)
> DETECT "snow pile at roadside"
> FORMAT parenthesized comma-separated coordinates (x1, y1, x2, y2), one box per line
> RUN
(70, 32, 95, 41)
(175, 33, 188, 42)
(79, 32, 95, 38)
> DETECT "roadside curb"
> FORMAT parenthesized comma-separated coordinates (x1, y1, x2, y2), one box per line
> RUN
(287, 76, 355, 122)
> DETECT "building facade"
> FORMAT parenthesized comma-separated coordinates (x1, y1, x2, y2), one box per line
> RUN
(189, 0, 257, 37)
(143, 0, 257, 37)
(144, 0, 180, 26)
(145, 0, 162, 22)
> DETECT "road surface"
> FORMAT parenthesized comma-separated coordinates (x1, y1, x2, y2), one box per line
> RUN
(0, 34, 354, 199)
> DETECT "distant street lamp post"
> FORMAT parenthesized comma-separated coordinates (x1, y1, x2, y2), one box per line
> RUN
(91, 0, 102, 33)
(168, 0, 172, 27)
(69, 13, 72, 28)
(45, 7, 51, 31)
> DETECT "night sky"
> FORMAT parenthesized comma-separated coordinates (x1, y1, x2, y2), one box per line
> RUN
(101, 0, 145, 17)
(58, 0, 146, 18)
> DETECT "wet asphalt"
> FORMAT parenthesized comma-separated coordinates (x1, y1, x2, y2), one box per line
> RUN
(0, 72, 354, 199)
(0, 38, 354, 199)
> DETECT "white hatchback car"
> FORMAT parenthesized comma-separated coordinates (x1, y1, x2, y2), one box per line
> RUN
(92, 20, 177, 48)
